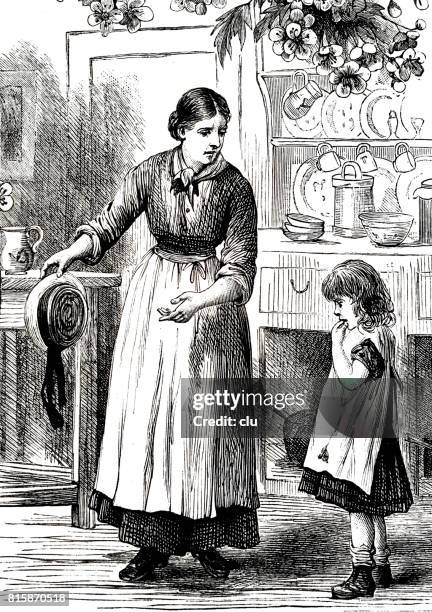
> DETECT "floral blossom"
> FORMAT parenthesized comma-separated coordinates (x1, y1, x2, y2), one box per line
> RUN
(305, 0, 346, 10)
(329, 60, 371, 97)
(287, 5, 316, 29)
(387, 48, 425, 92)
(117, 0, 153, 33)
(0, 183, 14, 212)
(389, 31, 418, 54)
(350, 42, 382, 72)
(88, 0, 123, 37)
(283, 26, 318, 61)
(171, 0, 226, 11)
(313, 44, 344, 75)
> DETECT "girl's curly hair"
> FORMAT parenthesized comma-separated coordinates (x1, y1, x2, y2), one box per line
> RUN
(322, 259, 396, 331)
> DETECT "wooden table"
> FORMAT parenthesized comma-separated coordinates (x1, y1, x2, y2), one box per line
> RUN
(0, 271, 122, 528)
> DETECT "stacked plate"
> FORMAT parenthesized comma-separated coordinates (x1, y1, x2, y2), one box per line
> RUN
(282, 213, 325, 242)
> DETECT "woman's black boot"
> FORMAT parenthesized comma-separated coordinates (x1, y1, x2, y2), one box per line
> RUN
(192, 548, 235, 579)
(119, 547, 169, 582)
(332, 565, 376, 599)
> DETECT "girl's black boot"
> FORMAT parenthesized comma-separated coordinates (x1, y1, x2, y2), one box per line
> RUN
(332, 565, 376, 599)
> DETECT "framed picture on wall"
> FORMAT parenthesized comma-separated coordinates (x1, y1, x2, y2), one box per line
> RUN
(0, 70, 37, 181)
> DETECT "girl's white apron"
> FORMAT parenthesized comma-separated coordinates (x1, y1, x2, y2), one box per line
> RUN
(303, 326, 398, 495)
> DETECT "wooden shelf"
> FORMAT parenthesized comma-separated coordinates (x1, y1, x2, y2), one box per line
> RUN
(258, 229, 432, 256)
(0, 270, 122, 291)
(272, 137, 432, 148)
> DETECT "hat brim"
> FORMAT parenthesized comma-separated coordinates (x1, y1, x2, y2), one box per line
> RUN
(25, 272, 88, 351)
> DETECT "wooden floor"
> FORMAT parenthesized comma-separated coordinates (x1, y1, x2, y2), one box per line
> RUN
(1, 495, 432, 611)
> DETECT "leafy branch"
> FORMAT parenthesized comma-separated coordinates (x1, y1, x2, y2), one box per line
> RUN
(212, 3, 253, 66)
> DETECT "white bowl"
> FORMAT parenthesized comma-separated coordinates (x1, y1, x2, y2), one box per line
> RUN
(285, 213, 324, 229)
(281, 226, 324, 242)
(359, 212, 414, 247)
(284, 222, 324, 235)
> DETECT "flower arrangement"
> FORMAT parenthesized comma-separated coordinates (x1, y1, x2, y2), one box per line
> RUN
(61, 0, 426, 96)
(212, 0, 427, 95)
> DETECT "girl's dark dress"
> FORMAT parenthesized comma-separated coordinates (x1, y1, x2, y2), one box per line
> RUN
(299, 338, 413, 516)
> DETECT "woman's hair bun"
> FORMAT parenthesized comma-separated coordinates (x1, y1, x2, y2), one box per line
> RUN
(167, 87, 231, 142)
(168, 110, 180, 141)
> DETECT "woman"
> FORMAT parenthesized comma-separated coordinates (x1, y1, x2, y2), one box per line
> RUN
(42, 88, 259, 582)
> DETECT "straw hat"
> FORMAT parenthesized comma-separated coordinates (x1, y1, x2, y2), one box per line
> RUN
(25, 272, 88, 352)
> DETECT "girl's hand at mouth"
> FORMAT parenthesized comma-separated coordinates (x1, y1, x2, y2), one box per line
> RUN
(332, 319, 348, 344)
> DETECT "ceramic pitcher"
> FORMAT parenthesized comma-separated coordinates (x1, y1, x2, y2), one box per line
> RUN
(1, 226, 44, 274)
(283, 71, 323, 121)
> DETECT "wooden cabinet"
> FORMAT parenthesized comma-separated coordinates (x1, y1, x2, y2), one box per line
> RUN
(0, 271, 121, 528)
(250, 37, 432, 498)
(255, 56, 432, 230)
(248, 230, 432, 497)
(259, 266, 328, 315)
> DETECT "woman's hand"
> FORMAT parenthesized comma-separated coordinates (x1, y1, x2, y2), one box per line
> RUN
(41, 249, 76, 278)
(331, 319, 348, 344)
(158, 291, 202, 323)
(41, 234, 94, 278)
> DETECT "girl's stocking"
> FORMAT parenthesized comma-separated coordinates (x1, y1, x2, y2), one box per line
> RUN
(373, 515, 391, 566)
(350, 512, 375, 567)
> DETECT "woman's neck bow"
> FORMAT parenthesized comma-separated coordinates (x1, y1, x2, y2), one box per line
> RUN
(171, 167, 198, 201)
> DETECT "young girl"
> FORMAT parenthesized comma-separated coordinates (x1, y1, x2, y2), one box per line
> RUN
(42, 88, 259, 581)
(299, 259, 413, 600)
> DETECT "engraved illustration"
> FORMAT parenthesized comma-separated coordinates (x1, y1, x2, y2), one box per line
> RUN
(0, 0, 431, 609)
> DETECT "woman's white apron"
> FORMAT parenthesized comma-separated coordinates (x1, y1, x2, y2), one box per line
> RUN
(93, 246, 257, 518)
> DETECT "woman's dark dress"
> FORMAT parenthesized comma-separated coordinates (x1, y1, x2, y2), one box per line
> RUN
(77, 146, 260, 554)
(89, 490, 258, 554)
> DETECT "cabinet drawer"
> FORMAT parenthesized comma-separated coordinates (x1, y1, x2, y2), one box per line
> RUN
(259, 267, 327, 314)
(418, 272, 432, 319)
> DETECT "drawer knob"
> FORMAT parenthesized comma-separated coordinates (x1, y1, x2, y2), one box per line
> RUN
(290, 279, 310, 294)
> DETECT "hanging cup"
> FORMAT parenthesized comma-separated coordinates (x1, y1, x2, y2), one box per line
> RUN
(316, 142, 342, 172)
(356, 143, 378, 173)
(393, 142, 416, 173)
